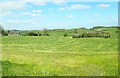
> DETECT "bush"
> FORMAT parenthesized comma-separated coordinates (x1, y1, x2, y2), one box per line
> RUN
(72, 34, 81, 38)
(37, 32, 42, 36)
(27, 31, 49, 36)
(64, 32, 67, 37)
(2, 31, 8, 36)
(82, 33, 87, 38)
(1, 30, 9, 36)
(42, 33, 49, 36)
(28, 32, 39, 36)
(102, 34, 110, 38)
(72, 31, 111, 38)
(86, 32, 94, 37)
(42, 28, 50, 36)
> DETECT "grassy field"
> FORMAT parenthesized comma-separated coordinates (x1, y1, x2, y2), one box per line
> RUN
(0, 37, 2, 77)
(2, 28, 118, 76)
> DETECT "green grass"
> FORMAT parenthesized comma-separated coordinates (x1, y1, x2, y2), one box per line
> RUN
(0, 37, 2, 77)
(2, 28, 118, 76)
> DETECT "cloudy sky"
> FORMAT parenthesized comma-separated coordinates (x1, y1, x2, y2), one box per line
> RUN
(0, 0, 118, 30)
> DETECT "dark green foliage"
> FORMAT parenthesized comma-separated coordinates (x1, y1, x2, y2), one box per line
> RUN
(2, 31, 8, 36)
(28, 32, 39, 36)
(38, 32, 42, 36)
(102, 34, 110, 38)
(19, 32, 27, 36)
(64, 32, 67, 37)
(90, 28, 93, 30)
(8, 31, 10, 34)
(0, 25, 4, 34)
(93, 26, 105, 29)
(42, 33, 49, 36)
(80, 27, 86, 29)
(27, 32, 41, 36)
(20, 31, 48, 36)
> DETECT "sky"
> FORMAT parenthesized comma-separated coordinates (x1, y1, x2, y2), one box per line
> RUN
(0, 0, 119, 30)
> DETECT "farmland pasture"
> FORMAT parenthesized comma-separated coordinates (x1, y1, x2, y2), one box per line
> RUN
(2, 28, 118, 76)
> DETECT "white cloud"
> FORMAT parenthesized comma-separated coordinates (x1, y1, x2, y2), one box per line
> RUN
(32, 23, 38, 25)
(32, 10, 43, 13)
(7, 19, 36, 23)
(32, 2, 46, 6)
(66, 15, 75, 18)
(21, 0, 45, 2)
(32, 10, 42, 17)
(58, 4, 91, 11)
(97, 4, 110, 8)
(2, 12, 13, 16)
(0, 0, 46, 13)
(32, 14, 37, 17)
(32, 14, 41, 17)
(8, 20, 21, 23)
(58, 7, 66, 11)
(52, 0, 65, 4)
(21, 12, 31, 15)
(0, 1, 28, 11)
(68, 4, 91, 9)
(21, 0, 47, 6)
(24, 20, 32, 23)
(20, 9, 42, 16)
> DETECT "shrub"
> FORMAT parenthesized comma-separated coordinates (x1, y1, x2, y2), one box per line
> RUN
(93, 32, 102, 37)
(82, 33, 87, 38)
(42, 28, 50, 36)
(42, 33, 49, 36)
(86, 32, 94, 37)
(0, 25, 4, 34)
(72, 34, 81, 38)
(102, 34, 110, 38)
(38, 32, 42, 36)
(2, 31, 8, 36)
(28, 32, 39, 36)
(73, 32, 111, 38)
(64, 32, 67, 37)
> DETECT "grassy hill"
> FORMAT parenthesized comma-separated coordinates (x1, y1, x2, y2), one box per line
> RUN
(1, 27, 118, 76)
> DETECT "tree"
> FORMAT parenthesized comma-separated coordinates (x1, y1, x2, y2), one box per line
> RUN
(28, 32, 39, 36)
(0, 24, 8, 36)
(64, 32, 67, 37)
(42, 28, 49, 36)
(8, 31, 10, 34)
(0, 24, 4, 34)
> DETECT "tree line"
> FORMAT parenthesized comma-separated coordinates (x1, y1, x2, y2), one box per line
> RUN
(0, 25, 118, 38)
